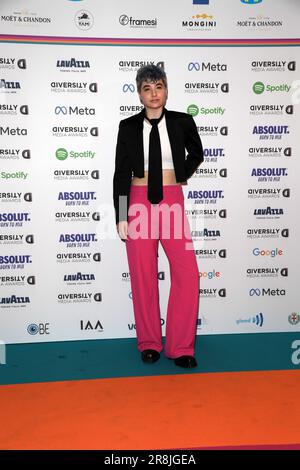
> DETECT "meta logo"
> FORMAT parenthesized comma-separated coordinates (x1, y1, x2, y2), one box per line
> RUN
(249, 288, 286, 297)
(27, 323, 50, 335)
(123, 83, 135, 93)
(253, 248, 283, 257)
(54, 106, 95, 116)
(188, 62, 227, 72)
(80, 320, 103, 332)
(0, 127, 27, 136)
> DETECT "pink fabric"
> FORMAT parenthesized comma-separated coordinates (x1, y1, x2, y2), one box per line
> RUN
(126, 185, 199, 359)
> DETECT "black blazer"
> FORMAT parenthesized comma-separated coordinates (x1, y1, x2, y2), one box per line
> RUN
(113, 108, 203, 223)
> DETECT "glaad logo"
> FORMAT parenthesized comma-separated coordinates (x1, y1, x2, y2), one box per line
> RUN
(236, 312, 264, 327)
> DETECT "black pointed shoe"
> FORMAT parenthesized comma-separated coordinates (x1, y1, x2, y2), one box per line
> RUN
(174, 355, 197, 368)
(141, 349, 160, 364)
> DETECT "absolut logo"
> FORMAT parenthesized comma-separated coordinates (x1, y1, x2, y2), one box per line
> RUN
(58, 191, 97, 203)
(0, 254, 32, 268)
(187, 190, 224, 204)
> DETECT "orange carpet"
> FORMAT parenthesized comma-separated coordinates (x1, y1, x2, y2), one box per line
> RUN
(0, 369, 299, 450)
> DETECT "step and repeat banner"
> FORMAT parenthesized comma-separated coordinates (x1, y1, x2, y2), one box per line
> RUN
(0, 0, 300, 344)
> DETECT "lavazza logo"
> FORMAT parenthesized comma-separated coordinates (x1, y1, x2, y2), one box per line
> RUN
(0, 58, 26, 70)
(56, 58, 90, 72)
(119, 14, 157, 28)
(0, 79, 21, 93)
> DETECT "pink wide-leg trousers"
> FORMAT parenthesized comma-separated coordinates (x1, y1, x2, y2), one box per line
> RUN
(125, 185, 199, 359)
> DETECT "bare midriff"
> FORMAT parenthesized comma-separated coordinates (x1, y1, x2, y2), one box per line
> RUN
(131, 169, 183, 186)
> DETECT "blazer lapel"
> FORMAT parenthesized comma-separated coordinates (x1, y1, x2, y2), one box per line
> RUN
(165, 109, 178, 164)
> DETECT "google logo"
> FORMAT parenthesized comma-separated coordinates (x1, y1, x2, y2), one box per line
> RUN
(199, 270, 220, 279)
(253, 248, 283, 257)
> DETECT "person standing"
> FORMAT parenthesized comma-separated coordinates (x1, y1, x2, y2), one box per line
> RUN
(113, 65, 203, 368)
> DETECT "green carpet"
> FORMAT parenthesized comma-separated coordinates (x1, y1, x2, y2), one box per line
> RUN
(0, 332, 299, 385)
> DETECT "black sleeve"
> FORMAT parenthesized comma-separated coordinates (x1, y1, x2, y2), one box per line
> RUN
(113, 121, 132, 224)
(183, 114, 203, 179)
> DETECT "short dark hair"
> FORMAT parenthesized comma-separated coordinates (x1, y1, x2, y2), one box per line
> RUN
(136, 65, 167, 92)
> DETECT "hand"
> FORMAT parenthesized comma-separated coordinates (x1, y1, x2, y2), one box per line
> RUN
(117, 221, 128, 241)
